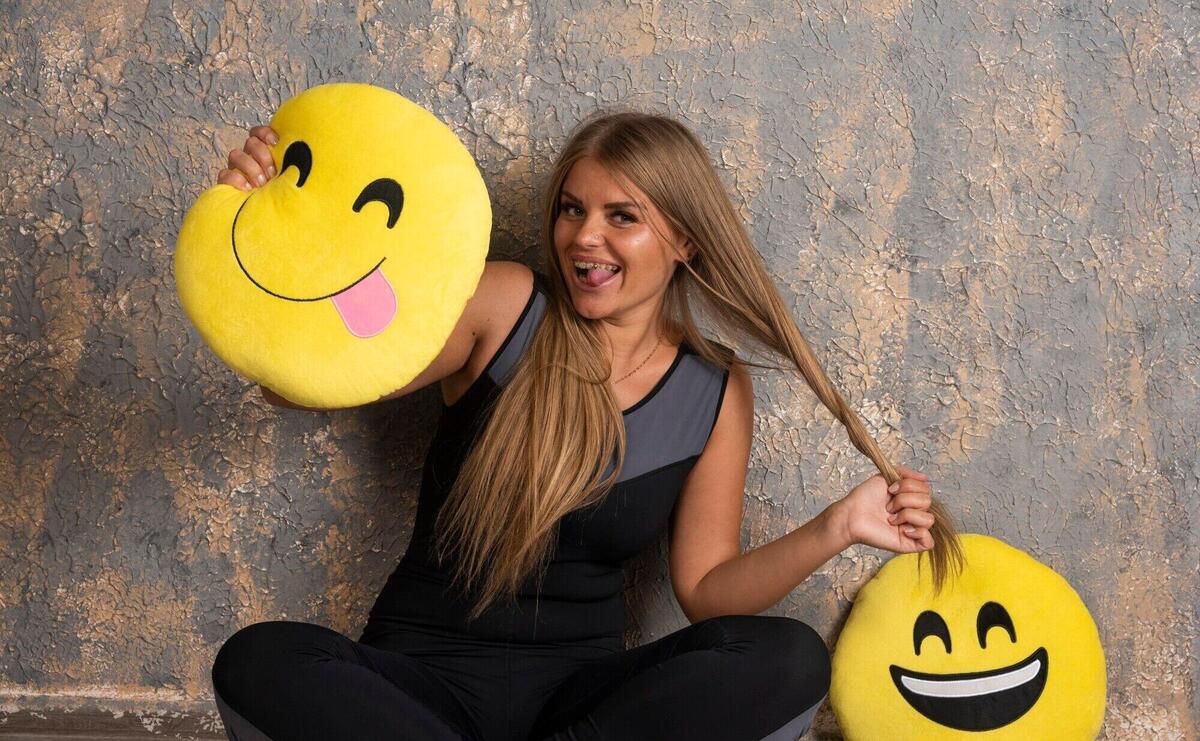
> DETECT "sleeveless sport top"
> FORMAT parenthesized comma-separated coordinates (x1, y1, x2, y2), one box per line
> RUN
(361, 270, 730, 649)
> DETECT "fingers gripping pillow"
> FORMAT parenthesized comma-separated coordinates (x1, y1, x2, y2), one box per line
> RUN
(174, 82, 491, 408)
(831, 534, 1106, 740)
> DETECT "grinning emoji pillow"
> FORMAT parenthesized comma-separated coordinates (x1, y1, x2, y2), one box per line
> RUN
(174, 82, 491, 409)
(831, 534, 1105, 740)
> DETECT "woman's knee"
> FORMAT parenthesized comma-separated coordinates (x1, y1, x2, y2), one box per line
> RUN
(708, 615, 831, 695)
(211, 620, 332, 699)
(215, 620, 289, 666)
(767, 617, 831, 700)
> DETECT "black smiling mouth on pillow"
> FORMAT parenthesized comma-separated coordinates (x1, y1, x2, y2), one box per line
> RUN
(888, 602, 1049, 731)
(230, 140, 405, 301)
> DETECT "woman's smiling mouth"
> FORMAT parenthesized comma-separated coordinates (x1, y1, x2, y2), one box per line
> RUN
(569, 257, 622, 291)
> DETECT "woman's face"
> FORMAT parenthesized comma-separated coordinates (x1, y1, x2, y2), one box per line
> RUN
(553, 156, 690, 323)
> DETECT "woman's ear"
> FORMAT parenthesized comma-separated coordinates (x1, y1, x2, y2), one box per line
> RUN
(676, 239, 694, 265)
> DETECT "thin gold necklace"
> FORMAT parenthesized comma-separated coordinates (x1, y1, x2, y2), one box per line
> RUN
(614, 331, 664, 384)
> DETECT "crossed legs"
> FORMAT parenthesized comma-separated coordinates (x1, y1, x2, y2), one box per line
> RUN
(211, 620, 471, 740)
(530, 614, 830, 741)
(210, 615, 830, 741)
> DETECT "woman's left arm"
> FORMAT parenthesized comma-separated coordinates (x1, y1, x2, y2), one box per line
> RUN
(669, 362, 934, 623)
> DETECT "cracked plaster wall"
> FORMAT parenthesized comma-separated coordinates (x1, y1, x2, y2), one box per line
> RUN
(1, 0, 1197, 738)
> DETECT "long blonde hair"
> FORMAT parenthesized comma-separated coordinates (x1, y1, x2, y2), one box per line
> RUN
(434, 110, 963, 620)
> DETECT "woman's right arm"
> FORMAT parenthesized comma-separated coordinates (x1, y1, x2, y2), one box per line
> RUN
(219, 125, 520, 412)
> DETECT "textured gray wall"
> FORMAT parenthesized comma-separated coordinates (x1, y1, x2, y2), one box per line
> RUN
(1, 1, 1197, 738)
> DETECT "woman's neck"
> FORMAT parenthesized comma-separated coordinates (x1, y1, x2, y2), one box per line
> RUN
(600, 315, 681, 374)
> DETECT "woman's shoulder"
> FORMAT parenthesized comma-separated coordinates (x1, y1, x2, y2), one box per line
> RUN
(473, 261, 550, 385)
(481, 259, 534, 295)
(484, 261, 554, 300)
(529, 266, 552, 297)
(678, 332, 733, 366)
(470, 260, 541, 339)
(440, 262, 541, 405)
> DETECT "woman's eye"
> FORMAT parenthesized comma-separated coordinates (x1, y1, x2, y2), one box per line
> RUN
(558, 204, 633, 222)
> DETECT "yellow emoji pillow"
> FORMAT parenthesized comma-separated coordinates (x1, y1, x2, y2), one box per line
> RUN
(831, 534, 1106, 740)
(175, 82, 491, 408)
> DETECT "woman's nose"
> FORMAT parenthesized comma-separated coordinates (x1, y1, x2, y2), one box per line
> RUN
(575, 219, 606, 247)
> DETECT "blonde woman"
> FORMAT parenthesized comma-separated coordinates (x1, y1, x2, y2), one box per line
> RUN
(210, 111, 958, 741)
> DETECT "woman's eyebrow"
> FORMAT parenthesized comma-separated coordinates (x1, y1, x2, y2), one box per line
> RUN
(560, 190, 641, 210)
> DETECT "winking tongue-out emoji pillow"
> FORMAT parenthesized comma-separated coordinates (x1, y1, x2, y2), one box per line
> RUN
(174, 82, 491, 409)
(831, 534, 1106, 740)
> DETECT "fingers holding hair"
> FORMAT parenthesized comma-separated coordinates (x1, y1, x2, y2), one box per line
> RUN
(889, 507, 935, 529)
(894, 464, 929, 481)
(901, 525, 934, 552)
(887, 490, 933, 513)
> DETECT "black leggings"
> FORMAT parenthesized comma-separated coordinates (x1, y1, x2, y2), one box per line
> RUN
(210, 615, 830, 741)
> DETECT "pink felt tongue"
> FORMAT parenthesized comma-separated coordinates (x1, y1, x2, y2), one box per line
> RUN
(586, 268, 617, 286)
(330, 267, 397, 338)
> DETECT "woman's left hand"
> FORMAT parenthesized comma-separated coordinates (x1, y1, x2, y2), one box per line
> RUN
(831, 464, 935, 554)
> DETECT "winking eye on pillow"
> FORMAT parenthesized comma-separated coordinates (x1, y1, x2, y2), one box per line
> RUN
(174, 82, 491, 409)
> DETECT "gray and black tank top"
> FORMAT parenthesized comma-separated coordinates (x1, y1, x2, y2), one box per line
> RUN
(362, 269, 730, 649)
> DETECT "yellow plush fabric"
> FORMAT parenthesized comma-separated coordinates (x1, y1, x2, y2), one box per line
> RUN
(175, 82, 490, 408)
(831, 534, 1106, 740)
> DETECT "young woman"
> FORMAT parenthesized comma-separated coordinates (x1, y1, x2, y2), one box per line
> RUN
(210, 110, 959, 741)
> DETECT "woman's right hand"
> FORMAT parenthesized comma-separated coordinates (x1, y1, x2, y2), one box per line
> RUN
(217, 125, 280, 191)
(832, 466, 935, 554)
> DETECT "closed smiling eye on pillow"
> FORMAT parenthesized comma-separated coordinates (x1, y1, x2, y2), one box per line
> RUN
(174, 82, 491, 409)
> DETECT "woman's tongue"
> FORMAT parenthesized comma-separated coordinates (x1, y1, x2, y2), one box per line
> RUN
(585, 268, 618, 286)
